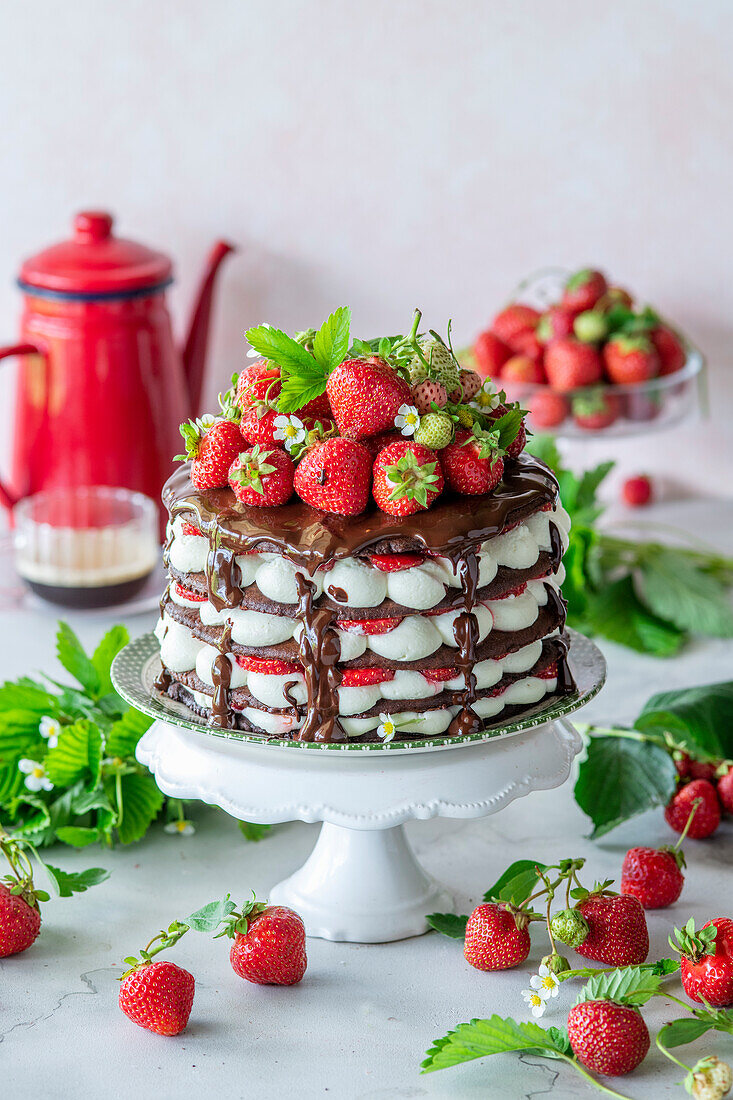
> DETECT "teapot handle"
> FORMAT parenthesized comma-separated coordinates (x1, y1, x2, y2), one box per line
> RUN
(0, 343, 46, 510)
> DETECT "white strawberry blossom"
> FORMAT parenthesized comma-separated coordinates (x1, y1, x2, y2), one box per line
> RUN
(521, 988, 547, 1018)
(475, 383, 501, 411)
(39, 715, 60, 749)
(377, 713, 397, 742)
(273, 414, 306, 452)
(530, 963, 560, 999)
(164, 819, 196, 837)
(18, 758, 54, 793)
(394, 404, 420, 437)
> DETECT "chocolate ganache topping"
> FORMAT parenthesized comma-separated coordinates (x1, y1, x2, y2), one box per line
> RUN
(159, 454, 571, 740)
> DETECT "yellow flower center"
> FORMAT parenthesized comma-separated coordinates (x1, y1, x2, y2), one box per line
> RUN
(175, 821, 188, 832)
(32, 767, 44, 779)
(285, 424, 297, 437)
(530, 993, 542, 1008)
(541, 975, 556, 990)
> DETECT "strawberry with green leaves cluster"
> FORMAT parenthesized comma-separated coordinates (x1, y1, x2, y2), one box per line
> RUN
(176, 306, 528, 518)
(469, 267, 689, 433)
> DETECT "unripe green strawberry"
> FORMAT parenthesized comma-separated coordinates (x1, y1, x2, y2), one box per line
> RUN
(409, 361, 428, 385)
(413, 338, 460, 395)
(550, 907, 589, 948)
(541, 951, 571, 975)
(414, 412, 453, 450)
(691, 1055, 733, 1099)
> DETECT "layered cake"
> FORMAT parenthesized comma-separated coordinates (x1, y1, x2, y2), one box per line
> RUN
(155, 310, 573, 742)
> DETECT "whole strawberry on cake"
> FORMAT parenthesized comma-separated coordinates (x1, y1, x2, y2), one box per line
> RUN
(155, 308, 573, 743)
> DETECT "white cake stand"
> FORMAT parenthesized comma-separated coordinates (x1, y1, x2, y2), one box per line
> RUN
(112, 631, 605, 943)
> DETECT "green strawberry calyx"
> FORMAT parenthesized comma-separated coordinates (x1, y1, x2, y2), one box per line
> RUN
(565, 268, 594, 292)
(384, 450, 441, 507)
(175, 414, 226, 462)
(609, 334, 654, 355)
(229, 446, 277, 496)
(467, 426, 503, 462)
(670, 917, 719, 964)
(214, 893, 269, 940)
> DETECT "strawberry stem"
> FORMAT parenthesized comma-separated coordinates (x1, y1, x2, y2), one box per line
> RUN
(556, 1054, 635, 1099)
(672, 799, 702, 851)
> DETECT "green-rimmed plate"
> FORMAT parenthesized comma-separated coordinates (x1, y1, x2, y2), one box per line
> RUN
(111, 629, 605, 755)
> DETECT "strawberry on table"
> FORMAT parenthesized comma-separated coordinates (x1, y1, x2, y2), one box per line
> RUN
(0, 881, 41, 958)
(294, 437, 372, 516)
(672, 917, 733, 1007)
(567, 999, 650, 1076)
(225, 900, 307, 986)
(228, 445, 295, 507)
(326, 357, 411, 440)
(620, 844, 685, 909)
(603, 335, 660, 385)
(177, 416, 245, 491)
(651, 325, 686, 376)
(473, 330, 511, 379)
(463, 902, 531, 971)
(718, 769, 733, 814)
(441, 428, 504, 495)
(544, 337, 603, 391)
(622, 475, 653, 507)
(119, 960, 195, 1037)
(561, 268, 608, 313)
(573, 890, 649, 966)
(372, 440, 444, 516)
(665, 778, 721, 838)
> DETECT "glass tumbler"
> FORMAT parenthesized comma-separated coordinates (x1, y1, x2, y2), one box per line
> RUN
(13, 486, 159, 609)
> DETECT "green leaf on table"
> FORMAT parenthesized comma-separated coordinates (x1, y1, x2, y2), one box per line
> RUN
(45, 720, 103, 788)
(55, 826, 103, 848)
(483, 860, 546, 905)
(184, 895, 237, 933)
(43, 864, 110, 896)
(658, 1017, 713, 1049)
(576, 966, 662, 1006)
(0, 710, 44, 763)
(426, 912, 469, 938)
(56, 622, 100, 697)
(91, 625, 129, 697)
(421, 1015, 570, 1073)
(584, 576, 684, 656)
(237, 820, 272, 842)
(574, 733, 678, 838)
(106, 709, 152, 759)
(311, 307, 351, 373)
(635, 681, 733, 760)
(116, 772, 164, 844)
(637, 550, 733, 637)
(573, 462, 614, 525)
(650, 957, 681, 977)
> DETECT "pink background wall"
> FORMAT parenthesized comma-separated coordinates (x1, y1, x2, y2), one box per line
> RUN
(0, 0, 730, 495)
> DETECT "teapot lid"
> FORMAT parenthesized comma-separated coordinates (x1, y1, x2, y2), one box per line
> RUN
(18, 211, 173, 297)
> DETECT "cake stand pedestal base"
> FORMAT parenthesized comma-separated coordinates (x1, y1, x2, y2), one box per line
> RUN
(269, 823, 452, 942)
(135, 716, 584, 942)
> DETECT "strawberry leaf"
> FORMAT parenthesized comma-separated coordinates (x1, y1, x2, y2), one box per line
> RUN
(312, 307, 351, 373)
(184, 895, 237, 933)
(237, 821, 272, 842)
(245, 324, 319, 377)
(584, 576, 684, 655)
(635, 681, 733, 760)
(106, 709, 152, 759)
(637, 551, 733, 638)
(421, 1015, 570, 1073)
(115, 772, 164, 845)
(658, 1017, 713, 1049)
(575, 966, 662, 1007)
(43, 864, 109, 897)
(56, 622, 100, 697)
(483, 860, 546, 905)
(574, 732, 678, 838)
(426, 912, 468, 938)
(45, 719, 103, 788)
(91, 626, 129, 698)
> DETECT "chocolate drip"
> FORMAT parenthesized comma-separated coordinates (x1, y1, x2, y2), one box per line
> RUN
(158, 580, 171, 619)
(295, 574, 343, 742)
(209, 620, 234, 729)
(154, 666, 172, 693)
(448, 550, 484, 738)
(549, 522, 563, 574)
(206, 533, 243, 612)
(544, 581, 568, 632)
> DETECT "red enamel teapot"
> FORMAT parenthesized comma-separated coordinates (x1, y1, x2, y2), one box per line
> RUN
(0, 211, 233, 513)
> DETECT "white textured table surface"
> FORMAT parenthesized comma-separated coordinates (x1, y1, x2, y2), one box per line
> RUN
(1, 500, 732, 1100)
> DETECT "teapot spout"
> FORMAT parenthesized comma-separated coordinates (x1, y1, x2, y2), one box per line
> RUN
(182, 240, 235, 416)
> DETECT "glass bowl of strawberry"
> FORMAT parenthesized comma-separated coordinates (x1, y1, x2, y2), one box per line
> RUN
(466, 267, 706, 440)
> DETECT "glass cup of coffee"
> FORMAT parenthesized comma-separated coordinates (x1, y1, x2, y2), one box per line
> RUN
(13, 486, 159, 609)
